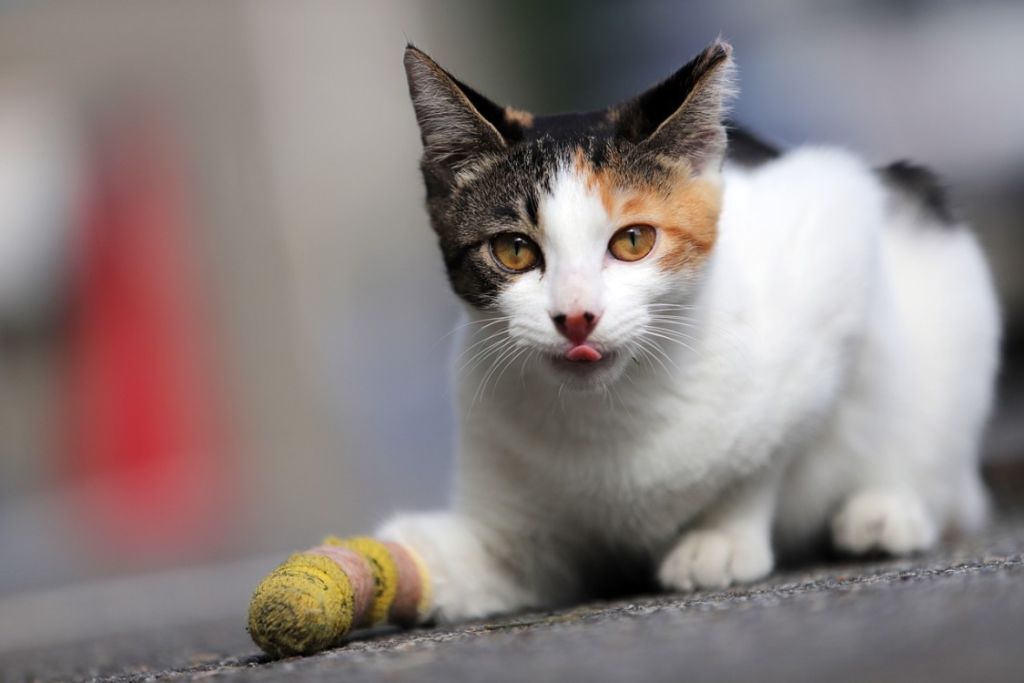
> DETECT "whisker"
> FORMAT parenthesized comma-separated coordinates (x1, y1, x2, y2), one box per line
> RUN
(645, 332, 700, 353)
(458, 324, 513, 353)
(645, 325, 699, 341)
(644, 330, 698, 356)
(639, 332, 687, 368)
(490, 345, 530, 398)
(636, 342, 668, 376)
(633, 336, 675, 376)
(647, 319, 699, 332)
(606, 381, 637, 434)
(455, 329, 511, 373)
(454, 329, 508, 360)
(456, 331, 507, 368)
(432, 315, 511, 348)
(477, 337, 518, 386)
(647, 314, 699, 326)
(519, 349, 537, 386)
(647, 306, 695, 311)
(473, 340, 520, 405)
(458, 335, 511, 377)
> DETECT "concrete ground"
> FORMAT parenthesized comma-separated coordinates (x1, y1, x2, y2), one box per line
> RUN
(3, 466, 1023, 683)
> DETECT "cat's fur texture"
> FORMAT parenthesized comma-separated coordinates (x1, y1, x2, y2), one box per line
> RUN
(378, 40, 1001, 622)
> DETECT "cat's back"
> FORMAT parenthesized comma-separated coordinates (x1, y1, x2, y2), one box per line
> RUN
(714, 145, 885, 356)
(721, 144, 885, 274)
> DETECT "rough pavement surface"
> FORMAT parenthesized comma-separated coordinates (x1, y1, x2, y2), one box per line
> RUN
(4, 478, 1023, 683)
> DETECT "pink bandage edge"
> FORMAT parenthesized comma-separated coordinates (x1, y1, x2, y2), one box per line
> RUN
(307, 544, 376, 627)
(383, 541, 425, 626)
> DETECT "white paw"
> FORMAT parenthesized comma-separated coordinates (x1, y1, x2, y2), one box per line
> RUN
(658, 529, 773, 592)
(377, 512, 535, 623)
(831, 490, 939, 556)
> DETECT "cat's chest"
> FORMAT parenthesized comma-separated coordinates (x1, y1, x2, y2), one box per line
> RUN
(537, 432, 726, 549)
(476, 393, 747, 551)
(458, 330, 777, 551)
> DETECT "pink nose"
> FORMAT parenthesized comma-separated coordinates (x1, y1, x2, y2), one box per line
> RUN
(551, 311, 599, 345)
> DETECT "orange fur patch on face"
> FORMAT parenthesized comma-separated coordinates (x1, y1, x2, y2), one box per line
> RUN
(615, 177, 721, 272)
(504, 106, 534, 128)
(572, 150, 722, 272)
(573, 147, 617, 216)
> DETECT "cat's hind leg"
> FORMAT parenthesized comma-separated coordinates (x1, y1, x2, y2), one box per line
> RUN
(777, 215, 997, 560)
(777, 412, 955, 560)
(777, 332, 980, 560)
(831, 488, 939, 555)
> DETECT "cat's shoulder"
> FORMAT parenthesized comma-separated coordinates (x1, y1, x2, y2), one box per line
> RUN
(726, 124, 956, 229)
(722, 142, 883, 232)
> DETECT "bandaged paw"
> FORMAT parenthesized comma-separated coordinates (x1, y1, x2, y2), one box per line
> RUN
(247, 536, 431, 658)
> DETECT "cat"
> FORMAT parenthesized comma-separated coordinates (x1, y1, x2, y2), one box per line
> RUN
(376, 40, 1001, 622)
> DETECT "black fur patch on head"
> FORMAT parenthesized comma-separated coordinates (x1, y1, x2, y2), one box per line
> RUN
(403, 46, 507, 191)
(879, 160, 956, 225)
(404, 41, 735, 309)
(427, 136, 596, 308)
(526, 111, 616, 142)
(611, 41, 735, 172)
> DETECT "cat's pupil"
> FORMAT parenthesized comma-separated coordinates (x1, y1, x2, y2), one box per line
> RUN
(629, 230, 638, 248)
(514, 240, 521, 256)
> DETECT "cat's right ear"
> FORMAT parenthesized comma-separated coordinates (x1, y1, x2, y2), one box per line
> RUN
(613, 40, 735, 174)
(404, 46, 507, 182)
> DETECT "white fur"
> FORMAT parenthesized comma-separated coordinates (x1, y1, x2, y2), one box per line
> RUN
(378, 147, 1000, 622)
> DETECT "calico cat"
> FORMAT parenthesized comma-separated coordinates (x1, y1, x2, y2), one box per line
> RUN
(378, 40, 1000, 621)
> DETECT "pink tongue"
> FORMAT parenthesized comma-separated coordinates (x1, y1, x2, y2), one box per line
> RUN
(565, 345, 602, 362)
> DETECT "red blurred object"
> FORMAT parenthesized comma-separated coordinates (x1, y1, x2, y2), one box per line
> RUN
(63, 105, 231, 559)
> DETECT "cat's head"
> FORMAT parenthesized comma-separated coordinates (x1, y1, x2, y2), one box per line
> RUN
(404, 41, 734, 389)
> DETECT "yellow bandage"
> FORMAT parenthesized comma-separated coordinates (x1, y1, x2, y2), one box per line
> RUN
(248, 536, 431, 658)
(246, 553, 355, 658)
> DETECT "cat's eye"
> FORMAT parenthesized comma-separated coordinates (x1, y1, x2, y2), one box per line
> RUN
(609, 225, 656, 262)
(490, 233, 541, 273)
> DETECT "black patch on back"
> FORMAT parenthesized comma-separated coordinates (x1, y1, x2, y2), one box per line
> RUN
(726, 122, 781, 167)
(879, 160, 956, 225)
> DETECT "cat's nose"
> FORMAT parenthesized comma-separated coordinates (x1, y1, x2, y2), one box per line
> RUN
(551, 310, 600, 345)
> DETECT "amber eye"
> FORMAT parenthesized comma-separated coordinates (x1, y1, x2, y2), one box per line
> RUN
(490, 233, 541, 273)
(609, 225, 656, 262)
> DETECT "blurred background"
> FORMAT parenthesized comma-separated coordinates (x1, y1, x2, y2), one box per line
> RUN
(0, 0, 1022, 654)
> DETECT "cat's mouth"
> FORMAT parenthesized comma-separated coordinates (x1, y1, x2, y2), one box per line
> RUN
(565, 344, 602, 362)
(551, 343, 615, 372)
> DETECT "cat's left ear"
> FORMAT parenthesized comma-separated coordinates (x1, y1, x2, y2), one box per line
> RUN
(404, 45, 512, 182)
(613, 40, 735, 173)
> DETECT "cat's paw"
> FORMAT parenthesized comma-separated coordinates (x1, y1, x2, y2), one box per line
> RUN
(657, 528, 773, 592)
(377, 512, 536, 623)
(831, 490, 939, 556)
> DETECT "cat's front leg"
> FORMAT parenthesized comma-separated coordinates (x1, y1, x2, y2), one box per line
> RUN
(376, 511, 540, 623)
(657, 466, 782, 592)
